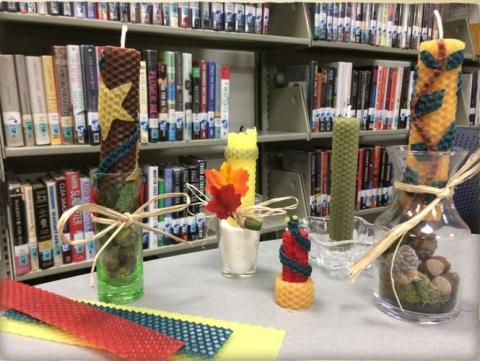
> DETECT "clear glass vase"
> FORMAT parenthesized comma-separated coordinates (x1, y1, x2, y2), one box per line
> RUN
(373, 145, 470, 324)
(218, 219, 261, 279)
(92, 172, 144, 304)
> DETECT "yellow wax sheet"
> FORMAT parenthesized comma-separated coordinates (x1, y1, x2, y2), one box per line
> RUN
(0, 300, 285, 361)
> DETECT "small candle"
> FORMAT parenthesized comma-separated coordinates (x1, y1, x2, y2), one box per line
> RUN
(329, 117, 360, 242)
(224, 127, 258, 207)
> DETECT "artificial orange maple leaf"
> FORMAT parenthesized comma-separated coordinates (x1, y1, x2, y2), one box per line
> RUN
(205, 184, 241, 219)
(205, 161, 249, 196)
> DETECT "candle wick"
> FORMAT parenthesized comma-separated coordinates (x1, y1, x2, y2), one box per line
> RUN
(433, 9, 444, 39)
(120, 23, 128, 48)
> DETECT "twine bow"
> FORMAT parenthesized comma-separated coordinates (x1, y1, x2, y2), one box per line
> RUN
(56, 193, 192, 287)
(185, 183, 299, 228)
(349, 148, 480, 282)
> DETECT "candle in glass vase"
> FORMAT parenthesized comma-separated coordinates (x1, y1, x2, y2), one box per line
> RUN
(224, 127, 258, 207)
(329, 117, 360, 242)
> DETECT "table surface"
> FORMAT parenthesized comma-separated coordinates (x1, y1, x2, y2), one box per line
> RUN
(1, 236, 479, 361)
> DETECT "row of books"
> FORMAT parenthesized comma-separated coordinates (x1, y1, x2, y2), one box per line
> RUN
(0, 48, 230, 148)
(309, 3, 441, 49)
(6, 155, 208, 277)
(462, 70, 480, 126)
(1, 2, 270, 34)
(278, 61, 414, 132)
(278, 146, 393, 217)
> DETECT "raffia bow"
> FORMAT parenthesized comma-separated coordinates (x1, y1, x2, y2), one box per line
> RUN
(56, 193, 192, 287)
(349, 147, 480, 282)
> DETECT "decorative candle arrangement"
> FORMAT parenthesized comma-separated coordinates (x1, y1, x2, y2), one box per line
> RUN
(329, 117, 360, 244)
(224, 127, 258, 207)
(347, 11, 480, 323)
(275, 216, 314, 310)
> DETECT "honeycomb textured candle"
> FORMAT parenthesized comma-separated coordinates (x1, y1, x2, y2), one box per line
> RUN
(224, 128, 258, 207)
(406, 39, 465, 185)
(329, 117, 360, 241)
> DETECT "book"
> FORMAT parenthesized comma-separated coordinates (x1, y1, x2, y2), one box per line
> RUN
(0, 55, 24, 147)
(169, 3, 179, 27)
(215, 62, 221, 139)
(32, 180, 53, 269)
(192, 66, 201, 140)
(144, 50, 159, 143)
(7, 180, 31, 275)
(201, 2, 211, 29)
(262, 3, 270, 34)
(175, 52, 184, 141)
(212, 2, 224, 31)
(13, 55, 35, 146)
(45, 177, 63, 266)
(80, 45, 100, 145)
(158, 62, 168, 142)
(207, 62, 216, 139)
(97, 2, 108, 20)
(65, 172, 85, 263)
(152, 3, 163, 25)
(25, 56, 50, 145)
(140, 3, 151, 24)
(139, 60, 149, 144)
(66, 45, 87, 144)
(220, 66, 230, 139)
(199, 60, 208, 140)
(41, 56, 62, 145)
(245, 3, 256, 33)
(183, 53, 193, 141)
(225, 2, 234, 31)
(191, 2, 201, 29)
(22, 182, 39, 271)
(164, 51, 176, 142)
(51, 46, 74, 145)
(234, 3, 245, 32)
(179, 2, 190, 28)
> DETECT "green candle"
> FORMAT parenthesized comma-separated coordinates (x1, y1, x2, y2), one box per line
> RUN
(330, 117, 360, 242)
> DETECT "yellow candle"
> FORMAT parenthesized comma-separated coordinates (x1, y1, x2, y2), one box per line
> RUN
(407, 38, 465, 184)
(225, 128, 258, 207)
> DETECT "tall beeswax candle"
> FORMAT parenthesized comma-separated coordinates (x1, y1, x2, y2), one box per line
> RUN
(329, 117, 360, 242)
(224, 128, 258, 207)
(406, 38, 465, 186)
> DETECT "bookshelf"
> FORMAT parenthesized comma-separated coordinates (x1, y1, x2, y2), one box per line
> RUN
(0, 3, 478, 282)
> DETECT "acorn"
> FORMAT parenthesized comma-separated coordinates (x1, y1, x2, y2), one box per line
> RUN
(406, 229, 438, 260)
(431, 275, 452, 296)
(419, 256, 451, 278)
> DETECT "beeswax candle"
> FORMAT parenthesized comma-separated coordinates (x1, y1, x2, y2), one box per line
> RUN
(224, 128, 258, 207)
(329, 117, 360, 242)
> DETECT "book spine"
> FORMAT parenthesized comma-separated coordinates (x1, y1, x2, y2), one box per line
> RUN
(97, 2, 108, 20)
(22, 183, 39, 271)
(169, 3, 179, 27)
(158, 63, 168, 142)
(165, 51, 176, 142)
(183, 53, 193, 141)
(211, 2, 224, 31)
(192, 66, 201, 140)
(45, 179, 62, 266)
(65, 171, 85, 262)
(54, 174, 69, 262)
(356, 148, 365, 210)
(50, 47, 73, 145)
(344, 2, 352, 42)
(179, 2, 190, 28)
(163, 167, 173, 214)
(245, 4, 255, 33)
(144, 50, 159, 143)
(8, 182, 31, 275)
(152, 3, 163, 25)
(73, 2, 86, 18)
(32, 181, 53, 269)
(234, 3, 245, 32)
(13, 55, 34, 146)
(191, 2, 201, 29)
(196, 212, 205, 239)
(27, 2, 37, 14)
(119, 2, 129, 22)
(162, 2, 170, 25)
(61, 2, 73, 16)
(25, 56, 51, 145)
(172, 167, 182, 217)
(207, 61, 216, 139)
(199, 60, 208, 139)
(86, 2, 97, 19)
(175, 52, 184, 141)
(146, 165, 159, 249)
(201, 2, 211, 29)
(220, 66, 230, 139)
(255, 3, 263, 34)
(393, 67, 403, 129)
(80, 45, 100, 145)
(0, 55, 24, 147)
(214, 62, 221, 139)
(48, 2, 61, 15)
(140, 3, 151, 24)
(79, 176, 93, 235)
(225, 2, 234, 32)
(107, 2, 119, 21)
(41, 55, 62, 145)
(326, 4, 333, 41)
(139, 60, 149, 144)
(66, 45, 87, 144)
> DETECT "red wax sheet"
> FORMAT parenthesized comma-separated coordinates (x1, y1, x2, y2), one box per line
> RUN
(0, 278, 183, 360)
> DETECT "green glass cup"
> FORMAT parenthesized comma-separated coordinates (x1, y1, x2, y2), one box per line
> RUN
(92, 171, 144, 304)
